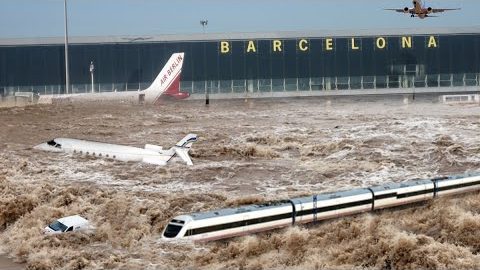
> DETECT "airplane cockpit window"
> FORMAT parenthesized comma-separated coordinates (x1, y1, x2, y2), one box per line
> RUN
(47, 140, 62, 149)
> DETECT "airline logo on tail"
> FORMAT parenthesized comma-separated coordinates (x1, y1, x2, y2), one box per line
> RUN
(161, 54, 183, 86)
(144, 52, 187, 104)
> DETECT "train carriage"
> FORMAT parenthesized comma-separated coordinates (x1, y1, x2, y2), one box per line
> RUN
(162, 200, 295, 242)
(369, 180, 434, 210)
(291, 189, 372, 224)
(433, 173, 480, 197)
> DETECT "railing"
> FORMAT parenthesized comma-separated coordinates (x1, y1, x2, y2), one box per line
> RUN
(1, 73, 479, 97)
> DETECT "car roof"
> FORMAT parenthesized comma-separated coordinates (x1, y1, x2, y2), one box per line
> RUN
(57, 215, 88, 227)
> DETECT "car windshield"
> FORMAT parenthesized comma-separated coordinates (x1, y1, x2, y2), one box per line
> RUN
(163, 224, 183, 238)
(49, 220, 68, 232)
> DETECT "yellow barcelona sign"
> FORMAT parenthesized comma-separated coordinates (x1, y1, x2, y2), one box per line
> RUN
(219, 36, 438, 53)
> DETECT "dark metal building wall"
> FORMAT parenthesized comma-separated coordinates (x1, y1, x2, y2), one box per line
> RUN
(0, 34, 479, 87)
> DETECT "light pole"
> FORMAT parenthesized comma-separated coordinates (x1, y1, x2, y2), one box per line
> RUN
(64, 0, 70, 95)
(200, 20, 209, 105)
(89, 61, 95, 93)
(200, 20, 208, 34)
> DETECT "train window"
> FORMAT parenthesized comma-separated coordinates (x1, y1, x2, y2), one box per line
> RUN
(235, 208, 248, 213)
(163, 224, 183, 238)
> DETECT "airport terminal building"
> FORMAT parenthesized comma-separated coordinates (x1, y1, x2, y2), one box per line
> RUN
(1, 27, 479, 98)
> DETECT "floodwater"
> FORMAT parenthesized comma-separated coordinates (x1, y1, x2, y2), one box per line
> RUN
(0, 96, 479, 269)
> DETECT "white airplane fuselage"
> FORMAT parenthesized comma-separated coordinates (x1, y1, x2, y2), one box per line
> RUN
(34, 134, 198, 166)
(38, 52, 187, 105)
(34, 138, 173, 165)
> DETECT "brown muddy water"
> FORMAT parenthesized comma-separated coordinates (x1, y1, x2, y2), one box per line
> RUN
(0, 97, 479, 269)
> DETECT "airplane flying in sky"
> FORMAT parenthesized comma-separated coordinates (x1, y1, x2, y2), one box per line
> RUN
(37, 52, 188, 105)
(33, 134, 198, 166)
(385, 0, 460, 19)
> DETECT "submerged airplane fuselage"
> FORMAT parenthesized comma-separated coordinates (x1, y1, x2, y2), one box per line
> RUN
(34, 134, 198, 166)
(37, 52, 188, 105)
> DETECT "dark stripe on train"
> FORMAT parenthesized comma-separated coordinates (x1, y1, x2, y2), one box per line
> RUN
(374, 188, 435, 200)
(396, 188, 434, 199)
(435, 180, 480, 192)
(296, 199, 373, 217)
(374, 193, 397, 200)
(186, 212, 294, 236)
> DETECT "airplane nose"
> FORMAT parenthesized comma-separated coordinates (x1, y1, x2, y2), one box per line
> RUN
(33, 143, 48, 151)
(33, 142, 63, 152)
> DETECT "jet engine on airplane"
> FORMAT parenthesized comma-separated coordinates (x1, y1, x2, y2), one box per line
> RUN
(403, 7, 409, 12)
(427, 7, 433, 13)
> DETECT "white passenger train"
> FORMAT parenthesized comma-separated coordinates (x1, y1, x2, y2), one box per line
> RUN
(162, 172, 480, 242)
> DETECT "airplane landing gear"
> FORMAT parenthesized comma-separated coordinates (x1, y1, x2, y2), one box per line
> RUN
(411, 14, 415, 17)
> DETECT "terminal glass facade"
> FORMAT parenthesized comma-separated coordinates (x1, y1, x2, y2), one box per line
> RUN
(0, 33, 479, 96)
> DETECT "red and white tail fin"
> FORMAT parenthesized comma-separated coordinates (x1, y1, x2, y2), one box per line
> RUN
(143, 52, 184, 104)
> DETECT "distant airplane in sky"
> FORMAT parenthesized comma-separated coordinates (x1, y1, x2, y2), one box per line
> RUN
(37, 52, 189, 105)
(385, 0, 460, 19)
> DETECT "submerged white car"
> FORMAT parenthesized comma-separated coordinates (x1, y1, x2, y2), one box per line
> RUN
(44, 215, 90, 234)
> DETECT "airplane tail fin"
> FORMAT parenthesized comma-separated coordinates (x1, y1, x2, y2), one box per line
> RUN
(144, 52, 184, 104)
(172, 134, 197, 165)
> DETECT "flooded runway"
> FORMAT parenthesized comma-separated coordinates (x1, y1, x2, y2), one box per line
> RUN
(0, 97, 479, 269)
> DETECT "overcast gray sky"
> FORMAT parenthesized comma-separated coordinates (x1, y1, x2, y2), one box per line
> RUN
(0, 0, 478, 38)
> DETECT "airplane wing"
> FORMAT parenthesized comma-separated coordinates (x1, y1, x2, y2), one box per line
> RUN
(431, 8, 460, 13)
(384, 8, 411, 13)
